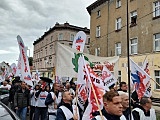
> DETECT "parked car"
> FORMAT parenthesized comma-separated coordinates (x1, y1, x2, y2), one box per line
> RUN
(0, 101, 20, 120)
(0, 88, 9, 106)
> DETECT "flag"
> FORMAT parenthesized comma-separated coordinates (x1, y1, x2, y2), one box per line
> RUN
(17, 35, 33, 86)
(142, 59, 151, 97)
(72, 31, 86, 52)
(101, 65, 117, 90)
(55, 42, 119, 78)
(130, 59, 151, 99)
(82, 71, 104, 120)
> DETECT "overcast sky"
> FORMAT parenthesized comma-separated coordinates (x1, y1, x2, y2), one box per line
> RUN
(0, 0, 95, 65)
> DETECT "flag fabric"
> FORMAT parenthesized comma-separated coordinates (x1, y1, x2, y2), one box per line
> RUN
(72, 31, 86, 52)
(130, 59, 151, 99)
(82, 56, 104, 119)
(101, 65, 117, 90)
(142, 59, 151, 97)
(17, 35, 33, 86)
(56, 42, 119, 78)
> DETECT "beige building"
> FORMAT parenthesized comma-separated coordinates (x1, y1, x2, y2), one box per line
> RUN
(87, 0, 160, 97)
(33, 22, 90, 79)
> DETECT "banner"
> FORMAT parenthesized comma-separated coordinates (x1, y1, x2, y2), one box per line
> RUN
(56, 42, 119, 78)
(72, 31, 86, 52)
(130, 59, 151, 99)
(17, 35, 33, 86)
(142, 59, 151, 97)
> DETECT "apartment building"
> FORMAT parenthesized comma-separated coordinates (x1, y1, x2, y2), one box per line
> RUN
(33, 22, 90, 79)
(87, 0, 160, 97)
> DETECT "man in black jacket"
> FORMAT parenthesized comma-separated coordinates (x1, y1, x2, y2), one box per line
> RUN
(14, 81, 30, 120)
(92, 91, 124, 120)
(56, 90, 78, 120)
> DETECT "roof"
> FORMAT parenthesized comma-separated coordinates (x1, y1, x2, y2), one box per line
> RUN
(86, 0, 108, 15)
(33, 22, 90, 45)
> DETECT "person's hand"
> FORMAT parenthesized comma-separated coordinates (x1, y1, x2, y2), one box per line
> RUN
(73, 114, 78, 120)
(15, 107, 18, 110)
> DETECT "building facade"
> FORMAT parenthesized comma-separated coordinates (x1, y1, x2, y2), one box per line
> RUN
(33, 22, 90, 79)
(87, 0, 160, 97)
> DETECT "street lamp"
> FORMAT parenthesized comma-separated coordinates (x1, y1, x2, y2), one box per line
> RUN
(25, 46, 30, 57)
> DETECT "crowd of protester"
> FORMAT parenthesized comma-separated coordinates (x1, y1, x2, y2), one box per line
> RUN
(0, 77, 156, 120)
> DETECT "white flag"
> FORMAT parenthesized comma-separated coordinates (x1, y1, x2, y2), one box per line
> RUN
(142, 59, 151, 97)
(101, 65, 117, 89)
(130, 59, 151, 99)
(17, 35, 33, 86)
(72, 31, 86, 52)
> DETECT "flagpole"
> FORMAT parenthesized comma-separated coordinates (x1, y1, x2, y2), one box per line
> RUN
(82, 55, 104, 120)
(151, 78, 160, 87)
(126, 0, 132, 120)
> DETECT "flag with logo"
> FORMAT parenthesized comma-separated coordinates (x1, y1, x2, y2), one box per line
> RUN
(72, 31, 86, 52)
(17, 35, 33, 86)
(101, 65, 117, 90)
(130, 59, 151, 99)
(142, 59, 151, 97)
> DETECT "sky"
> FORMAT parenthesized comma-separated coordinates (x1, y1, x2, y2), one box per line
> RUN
(0, 0, 95, 65)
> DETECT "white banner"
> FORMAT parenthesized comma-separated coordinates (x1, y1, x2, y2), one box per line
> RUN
(17, 35, 33, 86)
(56, 42, 119, 78)
(72, 31, 86, 52)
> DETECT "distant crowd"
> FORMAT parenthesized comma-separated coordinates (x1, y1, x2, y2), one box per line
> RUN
(0, 77, 156, 120)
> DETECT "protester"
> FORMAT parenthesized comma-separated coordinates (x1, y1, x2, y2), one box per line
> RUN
(92, 91, 126, 120)
(34, 83, 48, 120)
(118, 91, 133, 120)
(45, 83, 58, 120)
(117, 82, 128, 92)
(0, 80, 11, 90)
(8, 77, 22, 111)
(56, 89, 79, 120)
(14, 81, 30, 120)
(65, 82, 75, 96)
(132, 97, 156, 120)
(30, 84, 40, 120)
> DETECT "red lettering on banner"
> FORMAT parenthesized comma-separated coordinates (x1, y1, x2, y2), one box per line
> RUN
(22, 49, 28, 72)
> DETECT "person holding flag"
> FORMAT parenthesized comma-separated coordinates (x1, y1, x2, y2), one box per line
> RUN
(92, 91, 126, 120)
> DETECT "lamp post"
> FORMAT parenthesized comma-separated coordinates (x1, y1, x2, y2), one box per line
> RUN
(25, 46, 30, 57)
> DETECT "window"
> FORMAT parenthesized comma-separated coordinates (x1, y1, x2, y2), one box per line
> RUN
(58, 33, 63, 40)
(95, 47, 100, 56)
(130, 38, 138, 54)
(115, 17, 121, 30)
(116, 0, 121, 8)
(70, 34, 74, 41)
(155, 70, 160, 89)
(115, 43, 121, 56)
(130, 11, 137, 26)
(153, 1, 160, 17)
(88, 38, 90, 44)
(118, 71, 121, 82)
(154, 33, 160, 51)
(51, 36, 53, 42)
(50, 45, 53, 54)
(96, 26, 101, 37)
(97, 10, 101, 17)
(45, 47, 47, 55)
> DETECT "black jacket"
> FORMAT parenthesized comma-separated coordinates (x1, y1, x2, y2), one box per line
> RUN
(14, 88, 30, 108)
(92, 108, 122, 120)
(56, 101, 74, 120)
